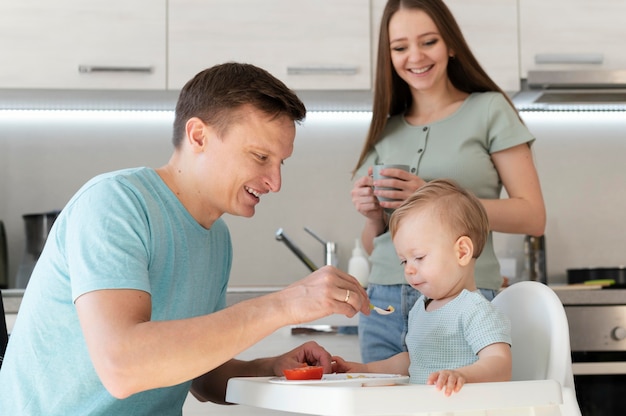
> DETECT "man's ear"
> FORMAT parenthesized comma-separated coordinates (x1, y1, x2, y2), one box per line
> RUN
(185, 117, 209, 151)
(455, 235, 474, 266)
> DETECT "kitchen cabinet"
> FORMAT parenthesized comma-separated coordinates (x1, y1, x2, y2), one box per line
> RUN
(446, 0, 519, 92)
(371, 0, 520, 92)
(0, 0, 521, 93)
(167, 0, 372, 90)
(0, 0, 166, 90)
(519, 0, 626, 77)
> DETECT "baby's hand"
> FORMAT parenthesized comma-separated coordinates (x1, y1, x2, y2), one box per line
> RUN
(427, 370, 466, 396)
(330, 356, 368, 374)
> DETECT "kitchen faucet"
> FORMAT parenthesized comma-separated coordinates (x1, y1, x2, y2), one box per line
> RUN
(275, 227, 337, 272)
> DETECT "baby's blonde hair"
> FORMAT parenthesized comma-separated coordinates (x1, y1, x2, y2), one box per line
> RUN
(389, 179, 489, 258)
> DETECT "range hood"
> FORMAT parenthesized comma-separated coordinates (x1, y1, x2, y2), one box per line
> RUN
(513, 70, 626, 111)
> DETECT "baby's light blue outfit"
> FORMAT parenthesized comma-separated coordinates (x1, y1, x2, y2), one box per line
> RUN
(406, 289, 511, 384)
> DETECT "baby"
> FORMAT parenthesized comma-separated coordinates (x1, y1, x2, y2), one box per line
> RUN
(334, 179, 512, 395)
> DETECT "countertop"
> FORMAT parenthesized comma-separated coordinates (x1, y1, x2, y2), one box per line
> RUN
(6, 284, 626, 313)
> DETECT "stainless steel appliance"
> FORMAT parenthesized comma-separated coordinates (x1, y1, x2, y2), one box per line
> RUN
(15, 210, 60, 289)
(513, 69, 626, 111)
(554, 288, 626, 415)
(522, 235, 547, 284)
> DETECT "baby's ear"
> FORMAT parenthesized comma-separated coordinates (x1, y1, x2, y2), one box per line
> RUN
(455, 236, 474, 266)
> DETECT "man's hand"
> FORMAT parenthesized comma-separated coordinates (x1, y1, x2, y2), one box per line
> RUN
(272, 341, 336, 375)
(277, 265, 370, 324)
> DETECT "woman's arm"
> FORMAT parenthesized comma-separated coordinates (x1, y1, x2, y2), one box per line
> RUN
(351, 168, 386, 254)
(484, 143, 546, 236)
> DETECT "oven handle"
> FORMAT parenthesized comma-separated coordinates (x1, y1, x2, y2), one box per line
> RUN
(573, 361, 626, 375)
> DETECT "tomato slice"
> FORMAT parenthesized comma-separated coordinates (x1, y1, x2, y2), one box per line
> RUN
(282, 365, 324, 380)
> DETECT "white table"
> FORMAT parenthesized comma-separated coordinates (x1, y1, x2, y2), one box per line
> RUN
(226, 377, 563, 416)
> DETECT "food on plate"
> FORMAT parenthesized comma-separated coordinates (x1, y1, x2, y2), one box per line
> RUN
(282, 365, 324, 380)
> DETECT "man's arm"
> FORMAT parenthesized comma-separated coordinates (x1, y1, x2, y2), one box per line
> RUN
(191, 340, 334, 404)
(75, 266, 369, 399)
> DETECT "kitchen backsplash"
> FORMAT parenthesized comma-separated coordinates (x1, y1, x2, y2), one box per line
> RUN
(0, 109, 373, 288)
(1, 105, 625, 288)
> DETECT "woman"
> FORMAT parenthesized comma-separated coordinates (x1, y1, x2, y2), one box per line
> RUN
(351, 0, 545, 363)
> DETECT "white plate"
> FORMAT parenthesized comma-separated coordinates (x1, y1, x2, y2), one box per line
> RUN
(269, 373, 409, 386)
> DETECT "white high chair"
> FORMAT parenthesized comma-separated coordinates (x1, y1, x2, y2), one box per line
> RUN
(492, 280, 582, 416)
(225, 280, 580, 415)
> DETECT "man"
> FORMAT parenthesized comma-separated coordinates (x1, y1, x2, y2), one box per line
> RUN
(0, 63, 369, 415)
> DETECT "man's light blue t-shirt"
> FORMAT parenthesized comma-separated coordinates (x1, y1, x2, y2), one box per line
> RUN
(0, 167, 232, 415)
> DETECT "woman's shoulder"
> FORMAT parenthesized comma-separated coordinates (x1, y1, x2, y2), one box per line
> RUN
(462, 92, 521, 126)
(385, 113, 410, 129)
(467, 91, 510, 108)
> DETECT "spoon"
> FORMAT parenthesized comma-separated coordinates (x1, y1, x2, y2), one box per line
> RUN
(370, 303, 395, 315)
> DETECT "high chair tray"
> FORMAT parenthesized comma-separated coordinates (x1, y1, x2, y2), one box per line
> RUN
(226, 377, 563, 416)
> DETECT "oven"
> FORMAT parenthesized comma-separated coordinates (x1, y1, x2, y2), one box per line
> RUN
(555, 288, 626, 415)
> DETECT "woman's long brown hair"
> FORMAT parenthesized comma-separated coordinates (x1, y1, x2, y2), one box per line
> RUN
(353, 0, 520, 176)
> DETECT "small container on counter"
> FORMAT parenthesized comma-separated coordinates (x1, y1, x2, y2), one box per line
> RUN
(522, 235, 547, 284)
(348, 238, 370, 287)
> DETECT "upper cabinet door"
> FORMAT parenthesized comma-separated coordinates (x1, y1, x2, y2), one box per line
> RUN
(0, 0, 166, 90)
(519, 0, 626, 77)
(446, 0, 520, 92)
(371, 0, 520, 93)
(168, 0, 372, 91)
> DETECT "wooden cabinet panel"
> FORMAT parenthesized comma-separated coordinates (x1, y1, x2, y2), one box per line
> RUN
(168, 0, 372, 90)
(447, 0, 520, 92)
(0, 0, 166, 90)
(519, 0, 626, 77)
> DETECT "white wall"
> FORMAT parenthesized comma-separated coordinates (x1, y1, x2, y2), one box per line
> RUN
(516, 111, 626, 282)
(1, 108, 625, 288)
(0, 111, 174, 287)
(0, 110, 370, 288)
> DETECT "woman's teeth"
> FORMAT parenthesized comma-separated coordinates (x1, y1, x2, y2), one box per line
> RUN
(245, 186, 260, 198)
(410, 65, 432, 74)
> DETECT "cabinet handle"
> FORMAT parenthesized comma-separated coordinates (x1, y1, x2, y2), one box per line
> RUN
(78, 65, 154, 74)
(534, 54, 604, 65)
(286, 66, 358, 76)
